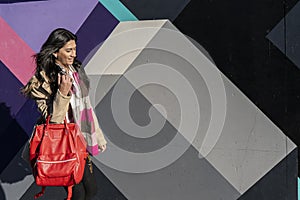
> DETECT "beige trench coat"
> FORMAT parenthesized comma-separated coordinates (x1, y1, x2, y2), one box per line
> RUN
(25, 70, 107, 147)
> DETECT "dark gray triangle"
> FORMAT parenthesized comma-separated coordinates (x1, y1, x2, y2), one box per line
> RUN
(95, 75, 178, 153)
(266, 2, 300, 69)
(92, 163, 127, 200)
(120, 0, 191, 21)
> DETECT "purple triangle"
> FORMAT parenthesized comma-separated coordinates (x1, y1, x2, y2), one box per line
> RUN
(0, 0, 98, 52)
(0, 60, 27, 117)
(76, 3, 119, 62)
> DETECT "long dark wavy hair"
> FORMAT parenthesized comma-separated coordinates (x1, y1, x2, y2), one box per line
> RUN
(22, 28, 89, 97)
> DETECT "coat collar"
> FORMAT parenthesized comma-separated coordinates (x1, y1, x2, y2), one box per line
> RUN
(38, 70, 52, 94)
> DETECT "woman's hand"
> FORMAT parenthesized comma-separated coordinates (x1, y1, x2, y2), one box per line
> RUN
(99, 144, 106, 152)
(58, 73, 73, 96)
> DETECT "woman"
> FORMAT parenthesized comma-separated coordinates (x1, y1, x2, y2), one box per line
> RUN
(22, 28, 107, 200)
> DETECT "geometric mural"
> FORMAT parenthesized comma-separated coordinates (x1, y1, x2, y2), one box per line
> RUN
(85, 20, 297, 199)
(0, 0, 298, 199)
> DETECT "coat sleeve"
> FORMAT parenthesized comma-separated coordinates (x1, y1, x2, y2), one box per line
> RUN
(51, 89, 71, 123)
(29, 77, 71, 123)
(91, 107, 107, 146)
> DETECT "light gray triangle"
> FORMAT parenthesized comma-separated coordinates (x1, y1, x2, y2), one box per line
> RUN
(109, 19, 168, 36)
(84, 20, 169, 75)
(88, 74, 121, 108)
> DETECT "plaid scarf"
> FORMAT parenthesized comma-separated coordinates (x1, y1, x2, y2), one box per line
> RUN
(69, 69, 100, 155)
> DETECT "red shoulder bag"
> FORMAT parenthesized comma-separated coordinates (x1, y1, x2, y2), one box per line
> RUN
(29, 115, 88, 200)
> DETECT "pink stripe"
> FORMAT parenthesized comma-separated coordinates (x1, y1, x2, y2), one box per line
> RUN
(73, 72, 80, 83)
(80, 108, 93, 122)
(0, 17, 35, 85)
(87, 145, 99, 156)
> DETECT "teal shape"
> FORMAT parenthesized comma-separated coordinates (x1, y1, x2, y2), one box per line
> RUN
(99, 0, 138, 21)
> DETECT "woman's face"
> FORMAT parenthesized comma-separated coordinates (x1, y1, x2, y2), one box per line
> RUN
(54, 40, 76, 68)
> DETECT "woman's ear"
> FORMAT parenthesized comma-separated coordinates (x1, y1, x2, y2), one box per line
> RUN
(53, 53, 57, 59)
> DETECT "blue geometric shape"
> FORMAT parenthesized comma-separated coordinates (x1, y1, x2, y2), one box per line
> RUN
(99, 0, 138, 21)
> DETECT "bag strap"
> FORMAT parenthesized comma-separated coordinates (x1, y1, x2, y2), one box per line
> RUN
(45, 115, 69, 134)
(34, 186, 45, 199)
(34, 185, 74, 199)
(66, 185, 73, 200)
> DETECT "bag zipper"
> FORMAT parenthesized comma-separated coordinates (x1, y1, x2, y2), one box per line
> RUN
(37, 158, 77, 164)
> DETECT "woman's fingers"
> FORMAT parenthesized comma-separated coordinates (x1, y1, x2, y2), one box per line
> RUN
(59, 74, 73, 85)
(99, 145, 106, 152)
(58, 74, 73, 96)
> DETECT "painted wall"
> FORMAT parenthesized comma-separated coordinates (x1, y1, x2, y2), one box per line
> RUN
(0, 0, 298, 199)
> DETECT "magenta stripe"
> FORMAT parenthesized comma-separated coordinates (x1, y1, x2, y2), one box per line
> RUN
(73, 72, 80, 83)
(87, 145, 99, 155)
(0, 17, 35, 85)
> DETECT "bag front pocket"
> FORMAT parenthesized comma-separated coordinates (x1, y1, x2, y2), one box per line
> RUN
(36, 153, 77, 178)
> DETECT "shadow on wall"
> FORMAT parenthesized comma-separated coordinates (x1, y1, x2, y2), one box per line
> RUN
(0, 102, 29, 173)
(0, 102, 32, 199)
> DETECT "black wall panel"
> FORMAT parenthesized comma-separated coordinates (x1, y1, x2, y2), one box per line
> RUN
(173, 0, 300, 174)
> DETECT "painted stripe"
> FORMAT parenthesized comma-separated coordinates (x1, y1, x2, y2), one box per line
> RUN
(99, 0, 138, 21)
(298, 178, 300, 199)
(0, 17, 35, 85)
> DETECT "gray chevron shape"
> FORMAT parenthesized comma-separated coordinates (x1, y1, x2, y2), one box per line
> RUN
(266, 1, 300, 68)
